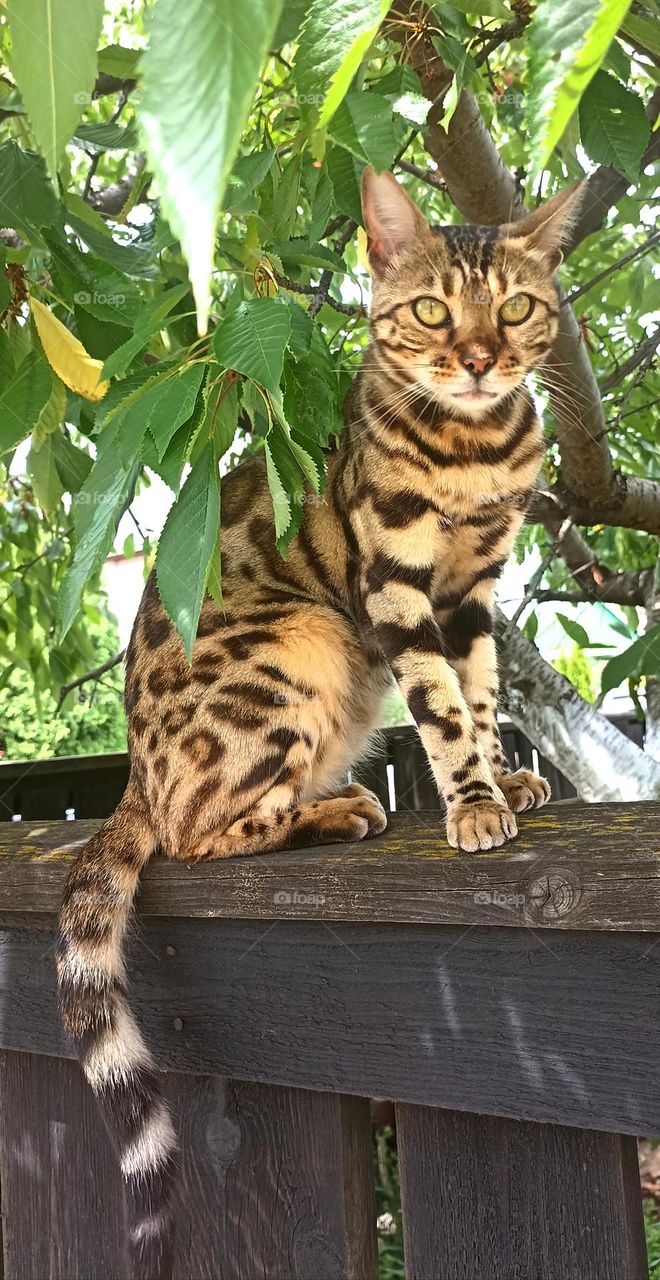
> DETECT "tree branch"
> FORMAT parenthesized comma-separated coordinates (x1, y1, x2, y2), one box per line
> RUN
(600, 326, 660, 395)
(56, 650, 125, 713)
(561, 229, 660, 309)
(393, 3, 660, 533)
(495, 609, 660, 801)
(530, 490, 650, 604)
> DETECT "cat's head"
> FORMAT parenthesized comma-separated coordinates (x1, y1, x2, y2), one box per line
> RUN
(361, 167, 584, 419)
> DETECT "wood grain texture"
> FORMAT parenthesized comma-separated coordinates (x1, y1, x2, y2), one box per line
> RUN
(0, 1051, 128, 1280)
(3, 919, 660, 1136)
(168, 1078, 377, 1280)
(1, 802, 659, 930)
(396, 1105, 648, 1280)
(0, 1052, 375, 1280)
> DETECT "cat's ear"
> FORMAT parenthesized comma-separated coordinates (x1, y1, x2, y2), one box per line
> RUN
(500, 180, 586, 270)
(361, 167, 429, 275)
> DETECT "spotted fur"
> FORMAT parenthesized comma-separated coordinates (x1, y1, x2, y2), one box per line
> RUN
(57, 168, 582, 1277)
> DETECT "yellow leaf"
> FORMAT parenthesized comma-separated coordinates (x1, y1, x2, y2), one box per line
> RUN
(30, 297, 110, 403)
(357, 225, 369, 273)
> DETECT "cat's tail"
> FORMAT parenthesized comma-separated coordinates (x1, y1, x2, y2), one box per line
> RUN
(57, 781, 177, 1280)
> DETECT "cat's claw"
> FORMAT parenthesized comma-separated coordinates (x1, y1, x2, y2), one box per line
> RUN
(446, 799, 517, 853)
(498, 769, 551, 813)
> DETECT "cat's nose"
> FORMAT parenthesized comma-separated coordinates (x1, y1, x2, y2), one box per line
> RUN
(460, 350, 496, 377)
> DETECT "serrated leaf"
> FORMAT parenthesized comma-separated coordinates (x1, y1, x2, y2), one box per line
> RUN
(294, 0, 390, 127)
(31, 374, 67, 452)
(264, 436, 292, 540)
(139, 0, 284, 333)
(213, 299, 291, 395)
(527, 0, 634, 171)
(8, 0, 105, 184)
(0, 352, 52, 456)
(59, 435, 137, 636)
(53, 429, 93, 493)
(100, 282, 191, 379)
(147, 363, 205, 459)
(621, 12, 660, 57)
(226, 149, 276, 211)
(0, 141, 60, 243)
(156, 443, 220, 659)
(30, 297, 109, 402)
(556, 612, 591, 648)
(329, 91, 403, 169)
(27, 437, 65, 515)
(579, 71, 650, 182)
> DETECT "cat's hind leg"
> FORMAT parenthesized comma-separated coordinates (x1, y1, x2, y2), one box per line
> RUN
(186, 789, 387, 860)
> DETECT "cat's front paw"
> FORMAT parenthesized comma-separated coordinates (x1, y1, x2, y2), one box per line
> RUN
(446, 799, 517, 853)
(498, 769, 551, 813)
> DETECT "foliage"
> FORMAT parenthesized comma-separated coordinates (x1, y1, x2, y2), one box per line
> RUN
(0, 0, 657, 705)
(0, 614, 126, 761)
(552, 645, 597, 703)
(374, 1127, 405, 1280)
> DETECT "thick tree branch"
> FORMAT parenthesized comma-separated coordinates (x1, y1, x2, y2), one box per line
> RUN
(393, 3, 660, 534)
(495, 609, 660, 801)
(531, 490, 650, 604)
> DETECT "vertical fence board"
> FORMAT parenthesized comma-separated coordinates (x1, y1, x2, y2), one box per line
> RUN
(396, 1104, 647, 1280)
(168, 1076, 377, 1280)
(0, 1050, 127, 1280)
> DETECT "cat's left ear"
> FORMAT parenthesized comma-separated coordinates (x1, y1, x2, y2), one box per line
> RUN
(500, 180, 586, 270)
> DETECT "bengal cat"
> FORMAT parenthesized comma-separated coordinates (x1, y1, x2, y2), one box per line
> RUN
(57, 168, 583, 1278)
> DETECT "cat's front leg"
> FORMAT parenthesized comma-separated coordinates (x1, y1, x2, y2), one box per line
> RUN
(365, 589, 516, 851)
(442, 591, 551, 814)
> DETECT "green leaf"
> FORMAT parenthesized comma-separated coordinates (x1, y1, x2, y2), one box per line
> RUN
(8, 0, 105, 184)
(0, 353, 52, 457)
(73, 122, 139, 151)
(601, 624, 660, 695)
(527, 0, 634, 171)
(53, 430, 93, 493)
(264, 437, 293, 540)
(556, 612, 591, 648)
(621, 12, 660, 58)
(156, 443, 220, 659)
(523, 611, 539, 643)
(139, 0, 284, 332)
(59, 444, 137, 637)
(284, 330, 341, 447)
(294, 0, 390, 127)
(226, 149, 276, 211)
(96, 44, 142, 80)
(100, 283, 191, 379)
(0, 141, 60, 242)
(27, 438, 65, 516)
(213, 299, 291, 395)
(31, 375, 67, 452)
(326, 145, 363, 223)
(329, 91, 404, 170)
(579, 71, 650, 182)
(147, 364, 205, 460)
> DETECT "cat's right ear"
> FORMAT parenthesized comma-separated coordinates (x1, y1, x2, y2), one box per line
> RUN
(361, 167, 429, 275)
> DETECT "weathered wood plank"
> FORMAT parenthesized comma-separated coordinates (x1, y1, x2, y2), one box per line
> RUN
(0, 1051, 127, 1280)
(3, 919, 660, 1136)
(1, 803, 659, 930)
(396, 1105, 648, 1280)
(168, 1078, 376, 1280)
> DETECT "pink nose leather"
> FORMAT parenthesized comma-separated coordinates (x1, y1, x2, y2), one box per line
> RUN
(460, 351, 495, 376)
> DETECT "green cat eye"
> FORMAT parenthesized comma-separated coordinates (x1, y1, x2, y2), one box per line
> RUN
(499, 293, 534, 324)
(412, 297, 450, 328)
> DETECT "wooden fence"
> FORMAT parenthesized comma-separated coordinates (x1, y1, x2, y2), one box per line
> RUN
(0, 803, 657, 1278)
(0, 712, 645, 821)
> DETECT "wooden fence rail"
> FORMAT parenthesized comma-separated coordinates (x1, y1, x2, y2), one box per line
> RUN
(0, 713, 645, 821)
(0, 802, 657, 1278)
